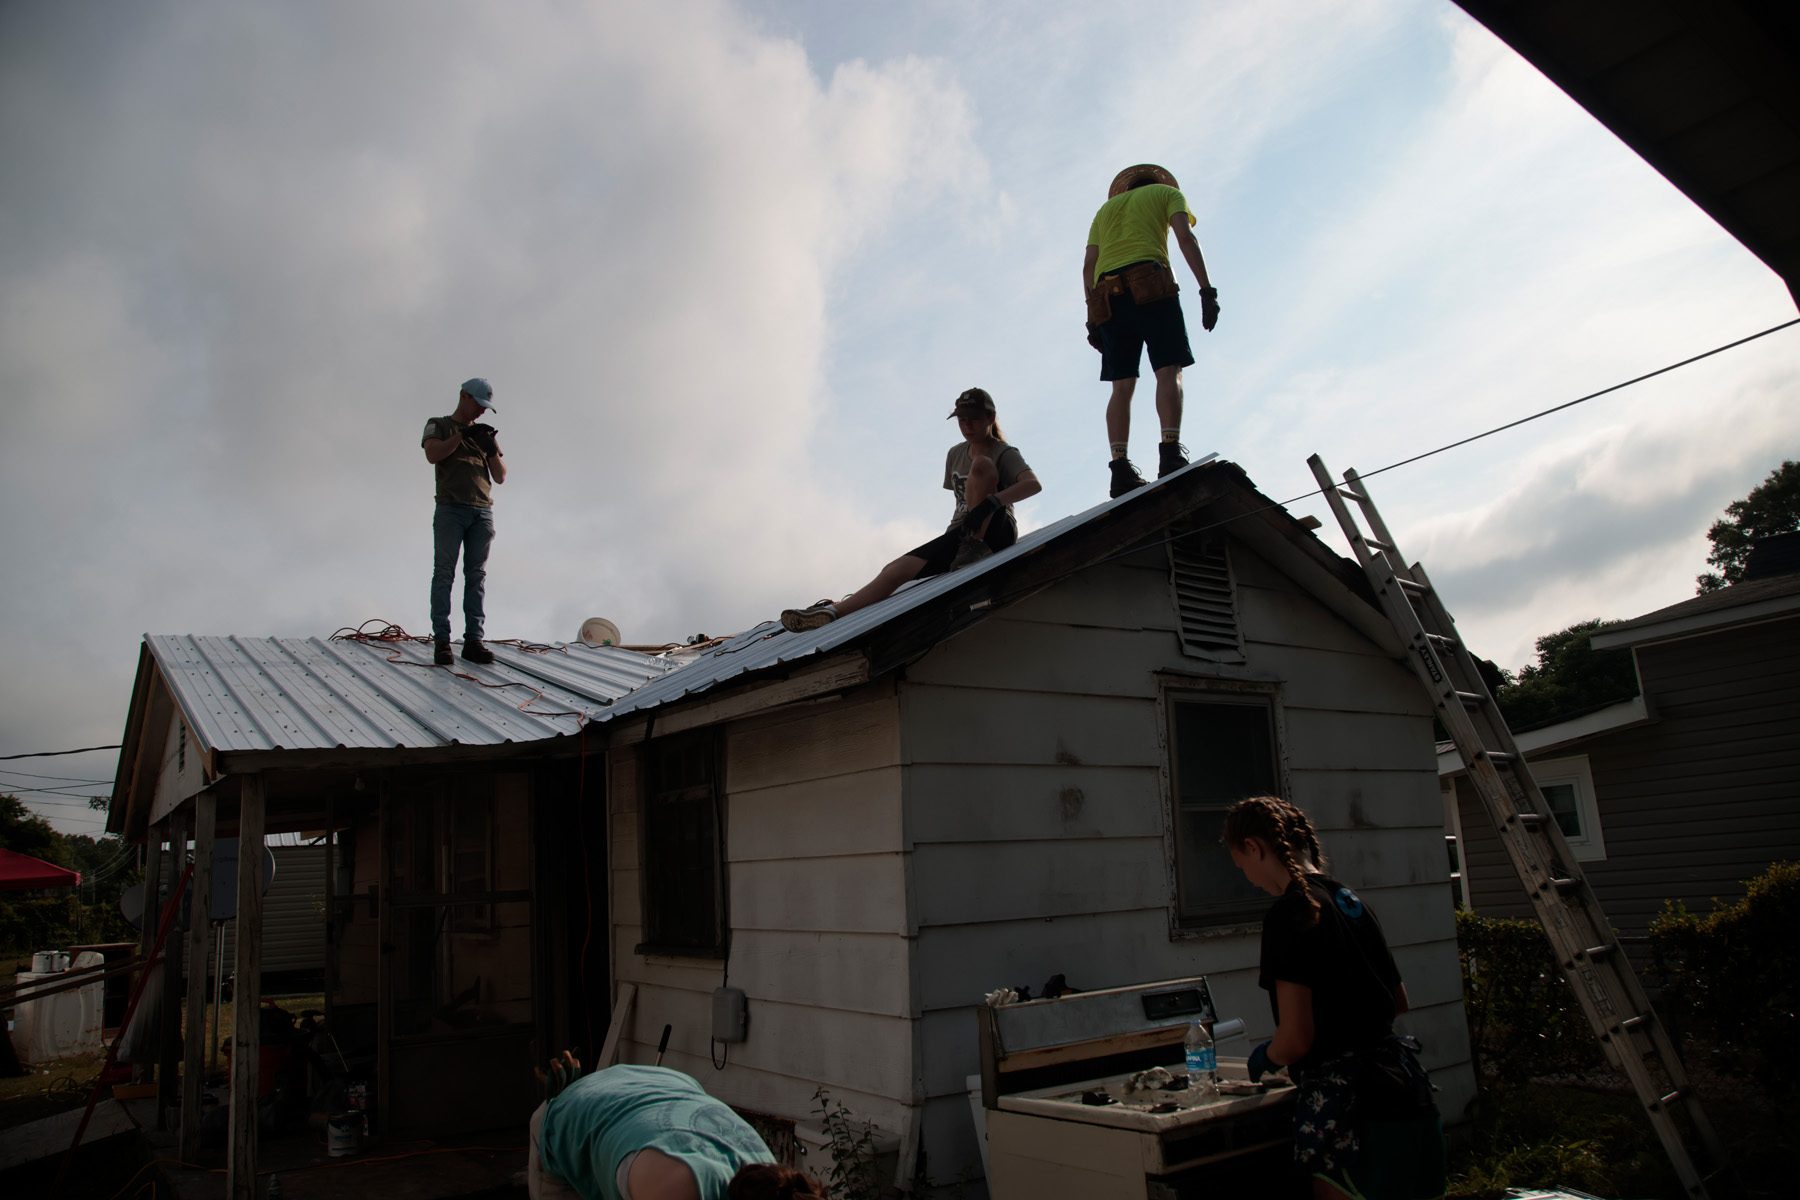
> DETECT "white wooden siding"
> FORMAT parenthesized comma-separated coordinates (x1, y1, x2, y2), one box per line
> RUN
(607, 688, 917, 1138)
(901, 540, 1475, 1191)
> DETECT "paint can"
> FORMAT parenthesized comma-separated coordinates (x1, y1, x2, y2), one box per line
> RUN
(326, 1112, 361, 1157)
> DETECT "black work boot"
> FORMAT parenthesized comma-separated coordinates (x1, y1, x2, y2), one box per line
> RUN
(461, 638, 496, 665)
(433, 638, 453, 666)
(1158, 441, 1189, 478)
(1109, 458, 1147, 499)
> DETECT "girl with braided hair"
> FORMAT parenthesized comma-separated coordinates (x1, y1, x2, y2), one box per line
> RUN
(1224, 796, 1445, 1200)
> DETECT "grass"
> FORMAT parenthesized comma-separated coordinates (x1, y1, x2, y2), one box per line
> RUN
(0, 991, 326, 1132)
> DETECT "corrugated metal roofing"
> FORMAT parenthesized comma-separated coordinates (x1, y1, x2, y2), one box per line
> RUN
(588, 454, 1224, 725)
(147, 634, 682, 755)
(147, 456, 1244, 759)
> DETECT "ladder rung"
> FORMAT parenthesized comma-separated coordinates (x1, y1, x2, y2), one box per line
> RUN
(1621, 1015, 1650, 1031)
(1513, 811, 1546, 828)
(1425, 632, 1457, 647)
(1453, 690, 1486, 707)
(1656, 1088, 1684, 1108)
(1551, 877, 1581, 894)
(1335, 486, 1366, 504)
(1397, 577, 1428, 595)
(1479, 749, 1515, 764)
(1363, 536, 1396, 554)
(1583, 944, 1616, 961)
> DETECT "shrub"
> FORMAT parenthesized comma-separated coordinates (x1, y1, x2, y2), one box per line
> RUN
(1455, 909, 1601, 1085)
(1648, 860, 1800, 1094)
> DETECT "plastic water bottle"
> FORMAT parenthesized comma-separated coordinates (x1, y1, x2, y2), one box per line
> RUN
(1184, 1018, 1217, 1096)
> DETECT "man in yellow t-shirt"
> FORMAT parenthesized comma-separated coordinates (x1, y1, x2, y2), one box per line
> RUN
(1084, 163, 1219, 498)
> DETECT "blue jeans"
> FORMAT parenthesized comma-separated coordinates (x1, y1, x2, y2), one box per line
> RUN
(431, 503, 495, 643)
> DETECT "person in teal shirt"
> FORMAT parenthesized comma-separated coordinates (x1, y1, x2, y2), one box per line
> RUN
(529, 1060, 825, 1200)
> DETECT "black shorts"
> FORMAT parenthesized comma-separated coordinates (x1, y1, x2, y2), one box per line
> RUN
(905, 512, 1018, 578)
(1098, 288, 1194, 381)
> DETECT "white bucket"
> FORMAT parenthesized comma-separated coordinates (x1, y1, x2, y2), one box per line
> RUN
(326, 1113, 361, 1157)
(31, 951, 56, 973)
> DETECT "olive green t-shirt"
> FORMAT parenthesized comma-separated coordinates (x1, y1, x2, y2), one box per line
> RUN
(422, 415, 494, 508)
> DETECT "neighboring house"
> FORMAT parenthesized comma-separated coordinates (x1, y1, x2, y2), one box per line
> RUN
(108, 460, 1476, 1196)
(1441, 540, 1800, 967)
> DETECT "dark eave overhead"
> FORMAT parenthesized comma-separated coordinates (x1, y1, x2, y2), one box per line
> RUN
(1452, 0, 1800, 309)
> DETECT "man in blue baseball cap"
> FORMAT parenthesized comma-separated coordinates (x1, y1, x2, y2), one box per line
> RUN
(421, 377, 506, 665)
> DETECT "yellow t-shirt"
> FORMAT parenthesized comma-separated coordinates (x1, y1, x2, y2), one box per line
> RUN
(1087, 184, 1195, 282)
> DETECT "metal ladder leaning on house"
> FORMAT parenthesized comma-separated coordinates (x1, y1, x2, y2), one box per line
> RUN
(1306, 453, 1736, 1200)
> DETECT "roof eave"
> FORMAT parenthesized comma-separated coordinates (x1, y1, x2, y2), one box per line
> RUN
(1590, 591, 1800, 649)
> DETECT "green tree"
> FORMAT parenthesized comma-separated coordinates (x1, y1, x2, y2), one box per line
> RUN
(1494, 618, 1639, 732)
(1696, 459, 1800, 593)
(0, 794, 139, 958)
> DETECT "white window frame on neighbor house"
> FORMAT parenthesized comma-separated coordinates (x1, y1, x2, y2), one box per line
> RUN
(1529, 754, 1606, 861)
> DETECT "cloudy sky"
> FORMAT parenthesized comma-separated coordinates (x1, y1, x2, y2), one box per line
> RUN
(3, 0, 1795, 834)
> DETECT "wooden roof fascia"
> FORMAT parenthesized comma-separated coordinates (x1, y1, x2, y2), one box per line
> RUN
(604, 653, 873, 748)
(1589, 592, 1800, 650)
(106, 643, 155, 837)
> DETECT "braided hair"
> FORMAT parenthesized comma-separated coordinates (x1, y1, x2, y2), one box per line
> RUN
(728, 1164, 830, 1199)
(1222, 795, 1329, 923)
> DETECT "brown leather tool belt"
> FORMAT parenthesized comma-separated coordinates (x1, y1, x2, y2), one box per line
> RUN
(1087, 260, 1179, 324)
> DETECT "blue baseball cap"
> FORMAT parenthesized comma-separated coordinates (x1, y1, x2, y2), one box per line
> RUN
(461, 377, 496, 411)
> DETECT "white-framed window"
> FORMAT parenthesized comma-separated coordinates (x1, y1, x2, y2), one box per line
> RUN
(1530, 755, 1606, 861)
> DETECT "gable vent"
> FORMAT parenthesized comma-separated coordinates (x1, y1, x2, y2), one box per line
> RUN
(1168, 530, 1244, 661)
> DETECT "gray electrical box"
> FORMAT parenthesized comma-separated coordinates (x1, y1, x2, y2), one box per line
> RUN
(712, 986, 748, 1044)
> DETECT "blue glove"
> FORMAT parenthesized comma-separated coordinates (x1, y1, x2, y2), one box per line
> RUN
(1247, 1040, 1280, 1083)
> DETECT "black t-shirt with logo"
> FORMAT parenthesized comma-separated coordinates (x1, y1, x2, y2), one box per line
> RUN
(1259, 874, 1402, 1070)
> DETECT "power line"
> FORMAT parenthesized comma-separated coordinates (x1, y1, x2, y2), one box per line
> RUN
(2, 783, 111, 798)
(987, 316, 1800, 606)
(0, 743, 121, 761)
(0, 768, 113, 783)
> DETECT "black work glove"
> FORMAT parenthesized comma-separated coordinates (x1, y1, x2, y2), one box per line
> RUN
(1199, 287, 1220, 333)
(1085, 321, 1104, 352)
(960, 494, 1003, 533)
(463, 422, 500, 456)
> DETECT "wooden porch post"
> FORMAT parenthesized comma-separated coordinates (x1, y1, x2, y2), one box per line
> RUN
(181, 788, 217, 1162)
(376, 782, 392, 1138)
(156, 805, 192, 1125)
(227, 775, 266, 1200)
(134, 820, 167, 1084)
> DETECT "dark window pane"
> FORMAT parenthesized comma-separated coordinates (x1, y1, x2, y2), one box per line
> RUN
(1542, 783, 1582, 838)
(1169, 696, 1280, 926)
(643, 733, 722, 951)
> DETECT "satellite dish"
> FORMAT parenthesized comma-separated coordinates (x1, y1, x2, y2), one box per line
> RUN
(578, 617, 622, 647)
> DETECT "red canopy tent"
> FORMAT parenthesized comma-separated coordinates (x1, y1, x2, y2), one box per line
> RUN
(0, 847, 81, 891)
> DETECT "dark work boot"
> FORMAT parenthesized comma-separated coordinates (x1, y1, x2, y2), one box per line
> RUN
(1109, 458, 1147, 499)
(1157, 441, 1189, 478)
(433, 638, 453, 666)
(461, 638, 496, 665)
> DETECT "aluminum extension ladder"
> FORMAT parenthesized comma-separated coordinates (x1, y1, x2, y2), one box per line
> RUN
(1307, 454, 1736, 1200)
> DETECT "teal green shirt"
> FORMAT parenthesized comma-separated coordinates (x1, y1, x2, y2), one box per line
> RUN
(539, 1065, 774, 1199)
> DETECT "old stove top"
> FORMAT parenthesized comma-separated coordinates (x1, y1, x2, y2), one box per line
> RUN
(977, 976, 1296, 1200)
(995, 1057, 1293, 1134)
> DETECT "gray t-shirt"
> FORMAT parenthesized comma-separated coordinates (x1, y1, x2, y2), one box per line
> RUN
(944, 440, 1030, 529)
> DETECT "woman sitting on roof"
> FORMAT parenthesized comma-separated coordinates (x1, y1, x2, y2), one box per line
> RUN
(780, 387, 1042, 632)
